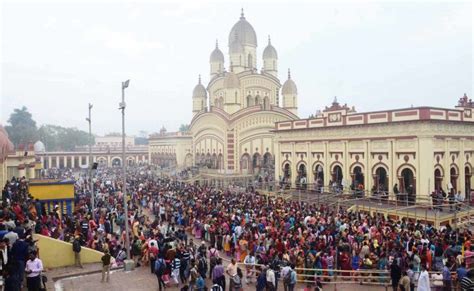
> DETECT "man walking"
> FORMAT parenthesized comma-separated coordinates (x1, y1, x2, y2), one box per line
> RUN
(72, 235, 82, 268)
(101, 249, 111, 283)
(25, 251, 43, 291)
(155, 255, 167, 291)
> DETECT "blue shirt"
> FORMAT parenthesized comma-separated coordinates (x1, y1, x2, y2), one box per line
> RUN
(457, 267, 468, 281)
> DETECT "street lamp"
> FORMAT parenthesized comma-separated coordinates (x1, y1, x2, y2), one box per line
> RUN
(86, 103, 94, 210)
(120, 79, 132, 261)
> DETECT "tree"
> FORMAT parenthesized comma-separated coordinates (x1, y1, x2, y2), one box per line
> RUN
(5, 106, 38, 147)
(38, 124, 93, 151)
(179, 124, 189, 132)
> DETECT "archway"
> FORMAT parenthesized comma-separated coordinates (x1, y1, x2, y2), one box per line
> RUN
(434, 168, 443, 192)
(352, 166, 364, 189)
(240, 154, 250, 174)
(211, 153, 217, 169)
(466, 166, 472, 201)
(97, 157, 107, 167)
(374, 167, 388, 192)
(252, 153, 261, 175)
(282, 163, 291, 189)
(111, 157, 121, 167)
(314, 164, 324, 192)
(206, 153, 212, 168)
(247, 95, 254, 107)
(262, 153, 274, 177)
(400, 168, 415, 202)
(332, 165, 343, 186)
(450, 167, 458, 193)
(297, 163, 307, 190)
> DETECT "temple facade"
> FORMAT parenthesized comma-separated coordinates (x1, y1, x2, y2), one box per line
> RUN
(274, 95, 474, 200)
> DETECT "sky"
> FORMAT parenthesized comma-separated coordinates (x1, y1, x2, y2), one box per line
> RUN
(1, 0, 472, 136)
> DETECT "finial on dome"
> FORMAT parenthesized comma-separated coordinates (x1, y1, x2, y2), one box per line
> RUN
(240, 8, 245, 19)
(333, 96, 338, 104)
(287, 68, 291, 79)
(198, 74, 201, 84)
(216, 39, 219, 48)
(268, 35, 271, 45)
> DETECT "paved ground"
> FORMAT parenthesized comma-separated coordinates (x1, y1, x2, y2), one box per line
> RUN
(53, 265, 386, 291)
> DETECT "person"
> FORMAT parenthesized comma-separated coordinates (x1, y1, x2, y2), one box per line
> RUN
(442, 264, 452, 291)
(212, 258, 226, 290)
(149, 241, 159, 274)
(460, 269, 474, 290)
(189, 260, 199, 291)
(226, 258, 238, 290)
(390, 261, 401, 291)
(155, 255, 167, 291)
(101, 249, 111, 283)
(406, 264, 416, 291)
(283, 264, 297, 291)
(195, 273, 206, 291)
(418, 265, 431, 291)
(266, 265, 276, 291)
(243, 251, 256, 284)
(457, 262, 468, 283)
(72, 235, 82, 268)
(399, 271, 410, 291)
(230, 267, 243, 291)
(256, 267, 267, 291)
(25, 251, 43, 291)
(281, 263, 291, 291)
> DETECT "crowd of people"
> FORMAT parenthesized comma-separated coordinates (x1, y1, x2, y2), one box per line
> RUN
(1, 164, 474, 291)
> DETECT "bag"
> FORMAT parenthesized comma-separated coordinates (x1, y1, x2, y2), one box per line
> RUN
(73, 240, 81, 253)
(284, 270, 292, 284)
(232, 275, 242, 289)
(211, 284, 223, 291)
(155, 259, 166, 275)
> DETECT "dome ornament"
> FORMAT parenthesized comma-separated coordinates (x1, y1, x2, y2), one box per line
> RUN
(216, 39, 219, 49)
(198, 74, 201, 84)
(268, 35, 271, 45)
(288, 68, 291, 79)
(240, 8, 245, 19)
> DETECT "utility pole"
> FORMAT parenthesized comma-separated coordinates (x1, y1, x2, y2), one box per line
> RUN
(86, 103, 94, 210)
(120, 80, 132, 260)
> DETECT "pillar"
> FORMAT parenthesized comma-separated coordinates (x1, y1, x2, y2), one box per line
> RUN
(63, 156, 67, 169)
(28, 165, 35, 179)
(323, 141, 330, 187)
(459, 138, 466, 198)
(443, 139, 450, 192)
(418, 136, 434, 201)
(48, 156, 52, 169)
(71, 156, 75, 168)
(364, 140, 371, 193)
(389, 139, 395, 199)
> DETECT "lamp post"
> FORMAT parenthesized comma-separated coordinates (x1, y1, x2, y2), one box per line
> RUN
(120, 79, 131, 260)
(86, 103, 94, 210)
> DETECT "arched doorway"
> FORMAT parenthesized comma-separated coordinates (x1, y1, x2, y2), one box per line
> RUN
(111, 157, 121, 167)
(400, 168, 415, 203)
(241, 154, 250, 174)
(450, 167, 458, 193)
(211, 154, 217, 169)
(262, 153, 274, 177)
(314, 164, 324, 193)
(332, 165, 343, 187)
(434, 168, 443, 192)
(297, 163, 307, 190)
(252, 153, 261, 175)
(352, 166, 364, 189)
(466, 166, 472, 201)
(374, 167, 388, 192)
(282, 163, 291, 189)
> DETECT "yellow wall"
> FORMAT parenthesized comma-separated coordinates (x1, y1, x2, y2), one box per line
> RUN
(33, 234, 104, 268)
(29, 183, 74, 200)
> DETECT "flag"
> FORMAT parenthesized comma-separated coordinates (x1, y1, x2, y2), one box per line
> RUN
(122, 80, 130, 89)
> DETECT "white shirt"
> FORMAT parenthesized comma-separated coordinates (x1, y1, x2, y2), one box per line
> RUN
(417, 270, 431, 291)
(25, 258, 43, 278)
(266, 269, 276, 285)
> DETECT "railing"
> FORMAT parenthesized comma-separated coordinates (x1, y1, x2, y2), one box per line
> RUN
(234, 262, 459, 290)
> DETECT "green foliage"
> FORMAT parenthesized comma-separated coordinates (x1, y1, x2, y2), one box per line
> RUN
(179, 124, 189, 132)
(4, 106, 38, 146)
(38, 124, 93, 151)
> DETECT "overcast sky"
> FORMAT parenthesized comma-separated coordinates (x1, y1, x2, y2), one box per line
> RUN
(1, 0, 472, 136)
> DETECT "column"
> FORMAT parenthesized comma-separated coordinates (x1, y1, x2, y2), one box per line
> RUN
(63, 156, 67, 169)
(291, 142, 296, 187)
(306, 142, 312, 185)
(459, 138, 466, 198)
(323, 141, 330, 187)
(389, 139, 395, 199)
(443, 139, 450, 192)
(364, 140, 371, 193)
(40, 156, 44, 166)
(343, 141, 349, 191)
(418, 136, 433, 201)
(48, 156, 52, 169)
(107, 156, 111, 166)
(28, 165, 35, 179)
(71, 156, 75, 168)
(274, 140, 281, 183)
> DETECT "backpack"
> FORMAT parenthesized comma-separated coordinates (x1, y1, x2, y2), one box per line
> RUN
(284, 270, 292, 285)
(155, 259, 166, 275)
(232, 275, 242, 289)
(73, 240, 81, 253)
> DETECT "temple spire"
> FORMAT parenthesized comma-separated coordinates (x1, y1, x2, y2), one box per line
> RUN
(198, 74, 201, 84)
(268, 35, 271, 45)
(215, 39, 219, 48)
(287, 68, 291, 79)
(240, 8, 245, 19)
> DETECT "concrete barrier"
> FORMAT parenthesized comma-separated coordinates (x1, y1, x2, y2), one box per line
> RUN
(33, 234, 104, 268)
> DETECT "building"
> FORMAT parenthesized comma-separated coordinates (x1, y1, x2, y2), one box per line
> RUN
(95, 134, 135, 148)
(274, 94, 474, 200)
(0, 125, 14, 186)
(149, 10, 299, 177)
